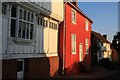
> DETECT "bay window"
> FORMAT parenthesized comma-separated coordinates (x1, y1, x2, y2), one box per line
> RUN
(10, 4, 34, 41)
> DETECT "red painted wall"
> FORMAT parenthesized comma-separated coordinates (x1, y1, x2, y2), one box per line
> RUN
(59, 3, 92, 75)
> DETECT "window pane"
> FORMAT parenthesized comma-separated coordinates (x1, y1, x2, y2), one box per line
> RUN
(26, 23, 29, 39)
(22, 22, 26, 38)
(2, 3, 7, 15)
(52, 23, 53, 29)
(11, 6, 16, 17)
(72, 10, 76, 23)
(18, 21, 22, 38)
(43, 20, 45, 27)
(49, 22, 51, 28)
(71, 35, 76, 53)
(86, 21, 88, 31)
(46, 20, 48, 27)
(54, 23, 55, 29)
(19, 9, 22, 19)
(10, 19, 16, 37)
(27, 12, 30, 21)
(31, 13, 33, 22)
(86, 39, 89, 54)
(17, 61, 23, 72)
(37, 17, 39, 25)
(23, 10, 26, 20)
(30, 24, 33, 39)
(40, 18, 43, 26)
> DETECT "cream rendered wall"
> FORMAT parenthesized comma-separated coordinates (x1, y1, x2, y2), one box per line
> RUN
(51, 0, 63, 21)
(34, 0, 63, 21)
(103, 43, 112, 59)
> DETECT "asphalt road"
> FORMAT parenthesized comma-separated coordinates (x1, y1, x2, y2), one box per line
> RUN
(102, 73, 120, 80)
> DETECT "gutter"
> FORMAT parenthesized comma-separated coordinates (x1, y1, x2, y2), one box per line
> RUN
(62, 1, 67, 75)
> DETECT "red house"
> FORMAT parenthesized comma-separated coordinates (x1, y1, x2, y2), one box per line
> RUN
(58, 2, 93, 75)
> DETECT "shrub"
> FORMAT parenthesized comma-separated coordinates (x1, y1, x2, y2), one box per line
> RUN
(99, 58, 112, 69)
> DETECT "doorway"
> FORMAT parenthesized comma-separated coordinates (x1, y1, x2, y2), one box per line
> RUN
(17, 59, 24, 80)
(79, 43, 83, 61)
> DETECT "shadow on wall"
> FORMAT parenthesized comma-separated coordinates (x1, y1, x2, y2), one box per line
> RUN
(24, 2, 59, 79)
(63, 47, 92, 76)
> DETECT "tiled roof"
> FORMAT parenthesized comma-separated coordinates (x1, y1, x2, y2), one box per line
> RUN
(92, 31, 111, 43)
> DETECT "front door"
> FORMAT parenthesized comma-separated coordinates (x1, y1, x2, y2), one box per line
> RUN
(17, 59, 24, 80)
(79, 43, 83, 61)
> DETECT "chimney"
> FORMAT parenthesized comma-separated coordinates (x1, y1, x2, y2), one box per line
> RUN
(103, 35, 107, 39)
(71, 0, 78, 7)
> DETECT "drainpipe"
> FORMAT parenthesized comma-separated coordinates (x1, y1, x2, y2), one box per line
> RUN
(62, 1, 67, 75)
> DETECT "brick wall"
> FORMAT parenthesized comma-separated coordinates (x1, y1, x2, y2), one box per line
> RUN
(24, 56, 59, 79)
(2, 59, 17, 80)
(1, 56, 59, 80)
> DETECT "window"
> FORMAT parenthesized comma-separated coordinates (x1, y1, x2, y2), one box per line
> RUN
(54, 23, 56, 29)
(10, 19, 16, 37)
(10, 5, 17, 37)
(85, 20, 89, 31)
(2, 3, 7, 15)
(52, 22, 53, 29)
(49, 22, 51, 28)
(43, 20, 45, 27)
(37, 17, 40, 25)
(40, 18, 43, 26)
(11, 6, 17, 17)
(19, 9, 23, 19)
(17, 60, 24, 72)
(71, 34, 76, 54)
(49, 21, 58, 30)
(55, 24, 58, 30)
(71, 9, 76, 24)
(10, 5, 34, 40)
(46, 20, 48, 27)
(85, 38, 89, 54)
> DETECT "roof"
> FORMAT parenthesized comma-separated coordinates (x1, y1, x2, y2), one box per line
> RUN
(92, 31, 111, 43)
(66, 2, 93, 24)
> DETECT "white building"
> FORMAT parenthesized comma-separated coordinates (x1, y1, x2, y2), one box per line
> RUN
(91, 31, 112, 64)
(0, 1, 63, 79)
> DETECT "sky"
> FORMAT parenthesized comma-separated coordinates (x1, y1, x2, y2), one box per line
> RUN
(78, 2, 118, 42)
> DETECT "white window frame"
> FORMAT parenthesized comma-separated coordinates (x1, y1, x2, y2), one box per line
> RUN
(85, 19, 89, 31)
(9, 4, 34, 42)
(71, 8, 76, 24)
(71, 34, 76, 54)
(85, 38, 89, 54)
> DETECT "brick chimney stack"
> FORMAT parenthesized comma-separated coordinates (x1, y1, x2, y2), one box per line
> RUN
(103, 35, 107, 39)
(69, 0, 78, 7)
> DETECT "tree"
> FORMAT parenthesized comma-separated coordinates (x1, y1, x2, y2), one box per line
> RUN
(112, 32, 120, 59)
(112, 32, 120, 69)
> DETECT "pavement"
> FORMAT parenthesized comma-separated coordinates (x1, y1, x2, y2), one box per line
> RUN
(53, 65, 120, 79)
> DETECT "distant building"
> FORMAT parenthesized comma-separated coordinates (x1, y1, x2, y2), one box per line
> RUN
(91, 31, 112, 65)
